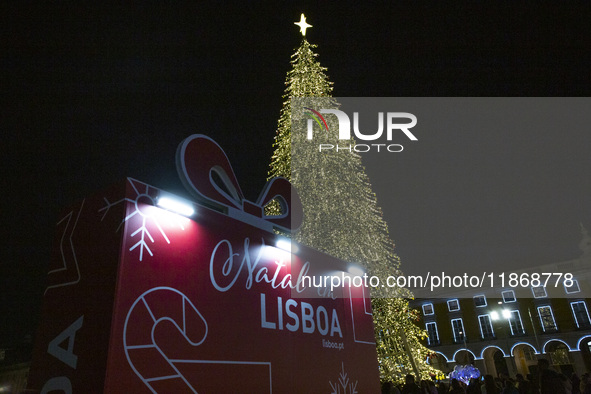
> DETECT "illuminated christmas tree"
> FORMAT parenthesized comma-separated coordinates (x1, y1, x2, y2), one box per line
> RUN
(268, 14, 442, 384)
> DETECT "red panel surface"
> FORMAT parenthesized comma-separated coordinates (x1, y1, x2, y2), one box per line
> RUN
(29, 176, 380, 393)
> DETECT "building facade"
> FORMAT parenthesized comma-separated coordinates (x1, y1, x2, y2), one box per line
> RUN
(413, 226, 591, 378)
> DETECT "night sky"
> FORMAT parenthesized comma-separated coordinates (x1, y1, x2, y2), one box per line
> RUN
(2, 3, 591, 344)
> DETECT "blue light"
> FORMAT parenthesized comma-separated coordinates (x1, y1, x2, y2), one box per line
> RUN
(449, 364, 481, 384)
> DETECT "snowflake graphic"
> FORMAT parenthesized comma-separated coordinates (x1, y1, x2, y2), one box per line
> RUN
(329, 362, 358, 394)
(99, 179, 188, 261)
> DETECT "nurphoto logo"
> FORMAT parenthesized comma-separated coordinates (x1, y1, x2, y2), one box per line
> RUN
(304, 107, 418, 153)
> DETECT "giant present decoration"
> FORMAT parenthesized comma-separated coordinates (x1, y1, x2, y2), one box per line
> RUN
(27, 135, 380, 393)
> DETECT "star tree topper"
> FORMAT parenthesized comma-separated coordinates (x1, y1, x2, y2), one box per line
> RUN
(294, 13, 312, 36)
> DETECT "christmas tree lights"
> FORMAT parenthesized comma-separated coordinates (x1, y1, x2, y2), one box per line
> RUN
(267, 16, 443, 384)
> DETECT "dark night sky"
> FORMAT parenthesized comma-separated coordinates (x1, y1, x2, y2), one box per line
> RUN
(2, 3, 591, 344)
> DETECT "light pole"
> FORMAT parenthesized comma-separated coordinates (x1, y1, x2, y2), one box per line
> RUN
(457, 330, 470, 366)
(491, 307, 518, 377)
(459, 330, 467, 350)
(527, 307, 541, 351)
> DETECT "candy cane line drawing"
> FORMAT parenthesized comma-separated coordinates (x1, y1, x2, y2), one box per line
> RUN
(123, 287, 272, 393)
(123, 287, 205, 393)
(45, 200, 84, 295)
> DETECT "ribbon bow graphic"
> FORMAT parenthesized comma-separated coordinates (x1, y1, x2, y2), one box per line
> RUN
(176, 134, 303, 233)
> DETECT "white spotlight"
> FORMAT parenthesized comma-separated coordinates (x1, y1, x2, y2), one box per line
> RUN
(348, 265, 365, 277)
(275, 238, 293, 252)
(157, 196, 195, 217)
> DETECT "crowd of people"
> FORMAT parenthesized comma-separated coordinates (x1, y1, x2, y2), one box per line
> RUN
(382, 359, 591, 394)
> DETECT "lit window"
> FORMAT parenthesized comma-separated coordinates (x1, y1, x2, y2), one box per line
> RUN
(508, 310, 525, 335)
(426, 322, 439, 345)
(447, 299, 460, 312)
(549, 343, 572, 366)
(537, 306, 557, 332)
(474, 295, 487, 307)
(571, 301, 591, 328)
(565, 279, 580, 294)
(502, 290, 516, 303)
(422, 303, 434, 316)
(523, 347, 536, 361)
(451, 318, 465, 343)
(531, 286, 547, 298)
(478, 314, 495, 339)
